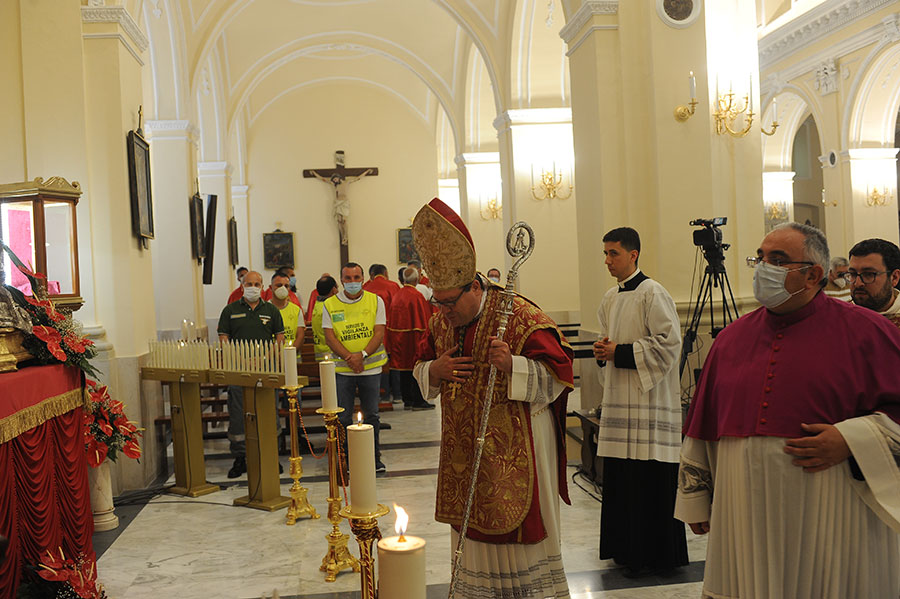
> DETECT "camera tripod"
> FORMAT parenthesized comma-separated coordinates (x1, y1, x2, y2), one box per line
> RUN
(678, 257, 740, 379)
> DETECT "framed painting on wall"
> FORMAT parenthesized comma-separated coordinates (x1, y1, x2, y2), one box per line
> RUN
(227, 217, 239, 266)
(126, 130, 154, 247)
(202, 194, 217, 284)
(263, 231, 294, 269)
(397, 228, 421, 264)
(188, 194, 205, 261)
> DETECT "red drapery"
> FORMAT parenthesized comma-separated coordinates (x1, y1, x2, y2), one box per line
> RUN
(0, 365, 93, 599)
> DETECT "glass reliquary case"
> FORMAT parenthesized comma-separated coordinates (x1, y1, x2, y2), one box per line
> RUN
(0, 177, 83, 313)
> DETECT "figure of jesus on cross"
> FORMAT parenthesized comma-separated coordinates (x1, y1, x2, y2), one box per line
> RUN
(303, 151, 378, 265)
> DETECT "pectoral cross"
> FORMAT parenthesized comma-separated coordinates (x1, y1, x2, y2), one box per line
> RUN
(303, 150, 378, 268)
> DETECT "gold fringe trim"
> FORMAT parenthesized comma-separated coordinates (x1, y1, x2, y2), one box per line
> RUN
(0, 388, 84, 444)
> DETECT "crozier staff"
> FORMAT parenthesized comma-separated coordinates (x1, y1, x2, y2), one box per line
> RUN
(412, 198, 574, 598)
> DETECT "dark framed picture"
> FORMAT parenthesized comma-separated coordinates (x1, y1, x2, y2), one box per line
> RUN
(397, 228, 420, 264)
(227, 217, 239, 267)
(127, 130, 154, 243)
(188, 194, 205, 261)
(202, 194, 217, 285)
(263, 231, 294, 269)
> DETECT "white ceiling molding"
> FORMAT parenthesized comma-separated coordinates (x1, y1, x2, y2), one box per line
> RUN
(290, 0, 376, 4)
(464, 0, 501, 36)
(760, 14, 897, 97)
(493, 107, 572, 134)
(82, 33, 145, 66)
(81, 6, 148, 51)
(559, 0, 618, 44)
(758, 0, 895, 70)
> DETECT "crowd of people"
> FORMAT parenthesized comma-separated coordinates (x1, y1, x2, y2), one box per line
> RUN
(214, 199, 900, 598)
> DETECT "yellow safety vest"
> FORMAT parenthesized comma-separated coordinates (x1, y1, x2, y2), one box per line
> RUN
(277, 301, 301, 344)
(311, 300, 330, 360)
(324, 292, 387, 373)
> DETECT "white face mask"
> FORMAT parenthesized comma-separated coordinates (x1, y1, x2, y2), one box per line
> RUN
(488, 276, 500, 283)
(753, 262, 808, 309)
(273, 286, 289, 300)
(833, 276, 847, 289)
(243, 286, 261, 303)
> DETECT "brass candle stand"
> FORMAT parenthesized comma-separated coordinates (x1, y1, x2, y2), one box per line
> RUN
(284, 385, 319, 525)
(340, 503, 390, 599)
(317, 407, 360, 582)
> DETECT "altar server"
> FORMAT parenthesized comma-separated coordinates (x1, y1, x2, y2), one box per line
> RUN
(594, 227, 687, 577)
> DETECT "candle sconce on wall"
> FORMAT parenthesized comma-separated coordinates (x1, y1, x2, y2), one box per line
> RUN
(866, 185, 892, 207)
(674, 71, 698, 122)
(821, 189, 837, 207)
(479, 196, 502, 220)
(531, 163, 573, 200)
(713, 76, 756, 138)
(766, 201, 788, 220)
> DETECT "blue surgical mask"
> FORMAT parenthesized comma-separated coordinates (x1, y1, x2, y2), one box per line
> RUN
(289, 276, 296, 288)
(344, 282, 363, 295)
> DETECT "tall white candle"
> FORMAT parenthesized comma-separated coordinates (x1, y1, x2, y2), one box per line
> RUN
(284, 345, 298, 387)
(319, 360, 339, 411)
(689, 71, 695, 98)
(348, 414, 377, 514)
(377, 506, 426, 599)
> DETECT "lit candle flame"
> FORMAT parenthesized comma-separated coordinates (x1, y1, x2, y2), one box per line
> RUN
(356, 411, 363, 426)
(394, 504, 409, 539)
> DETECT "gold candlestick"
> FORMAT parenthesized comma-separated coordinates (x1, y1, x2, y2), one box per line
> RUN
(285, 386, 319, 525)
(317, 407, 360, 582)
(340, 504, 390, 599)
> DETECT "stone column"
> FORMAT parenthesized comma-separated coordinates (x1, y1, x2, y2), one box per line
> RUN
(198, 161, 234, 330)
(455, 152, 506, 273)
(493, 108, 580, 316)
(844, 148, 899, 244)
(145, 120, 205, 340)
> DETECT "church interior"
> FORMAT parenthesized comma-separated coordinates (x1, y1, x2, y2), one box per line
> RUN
(1, 0, 899, 597)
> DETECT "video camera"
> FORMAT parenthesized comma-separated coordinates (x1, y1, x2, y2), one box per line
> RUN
(690, 217, 729, 269)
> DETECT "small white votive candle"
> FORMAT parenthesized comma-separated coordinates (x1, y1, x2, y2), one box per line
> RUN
(348, 412, 377, 514)
(377, 505, 426, 599)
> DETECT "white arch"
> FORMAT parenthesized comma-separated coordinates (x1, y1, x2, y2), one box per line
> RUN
(762, 85, 825, 170)
(845, 32, 900, 148)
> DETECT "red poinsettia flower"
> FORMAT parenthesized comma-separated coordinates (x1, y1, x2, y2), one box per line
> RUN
(123, 439, 141, 459)
(86, 437, 108, 467)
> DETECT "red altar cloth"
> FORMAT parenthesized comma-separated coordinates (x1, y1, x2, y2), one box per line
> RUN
(0, 364, 93, 599)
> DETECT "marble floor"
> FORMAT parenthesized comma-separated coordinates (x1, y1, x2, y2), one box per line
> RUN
(95, 389, 708, 598)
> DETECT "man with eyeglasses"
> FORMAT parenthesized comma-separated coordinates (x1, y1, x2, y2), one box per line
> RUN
(676, 223, 900, 599)
(823, 256, 852, 301)
(848, 238, 900, 327)
(411, 198, 574, 598)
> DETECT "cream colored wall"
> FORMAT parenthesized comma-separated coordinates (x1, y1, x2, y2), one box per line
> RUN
(246, 83, 438, 295)
(0, 1, 25, 182)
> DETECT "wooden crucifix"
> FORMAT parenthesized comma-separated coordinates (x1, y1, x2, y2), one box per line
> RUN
(303, 150, 378, 267)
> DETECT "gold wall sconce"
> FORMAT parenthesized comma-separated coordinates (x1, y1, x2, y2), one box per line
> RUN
(674, 71, 698, 122)
(765, 201, 788, 220)
(761, 96, 779, 136)
(480, 196, 502, 220)
(821, 189, 837, 207)
(531, 163, 573, 200)
(713, 76, 756, 138)
(866, 185, 892, 207)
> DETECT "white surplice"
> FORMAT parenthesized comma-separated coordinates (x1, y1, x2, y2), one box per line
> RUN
(595, 272, 683, 463)
(675, 413, 900, 599)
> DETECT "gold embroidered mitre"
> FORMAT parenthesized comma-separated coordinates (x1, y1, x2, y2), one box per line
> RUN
(412, 198, 476, 291)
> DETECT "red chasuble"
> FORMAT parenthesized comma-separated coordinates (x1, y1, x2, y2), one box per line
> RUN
(305, 289, 318, 323)
(416, 287, 573, 544)
(685, 291, 900, 441)
(387, 284, 434, 370)
(227, 286, 243, 305)
(363, 275, 398, 317)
